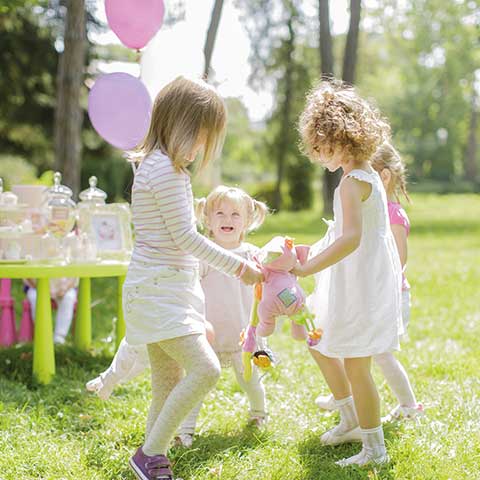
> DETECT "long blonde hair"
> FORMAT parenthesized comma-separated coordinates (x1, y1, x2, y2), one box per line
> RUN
(370, 142, 411, 203)
(134, 76, 227, 172)
(196, 186, 269, 241)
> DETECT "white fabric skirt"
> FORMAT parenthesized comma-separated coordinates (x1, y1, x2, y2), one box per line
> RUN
(123, 262, 206, 345)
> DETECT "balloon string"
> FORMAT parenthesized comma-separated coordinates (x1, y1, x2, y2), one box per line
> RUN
(136, 49, 142, 79)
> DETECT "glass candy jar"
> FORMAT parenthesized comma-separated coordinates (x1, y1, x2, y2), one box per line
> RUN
(42, 172, 76, 238)
(79, 176, 107, 206)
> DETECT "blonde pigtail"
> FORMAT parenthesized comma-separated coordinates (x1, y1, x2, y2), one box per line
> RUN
(194, 197, 207, 228)
(248, 199, 269, 232)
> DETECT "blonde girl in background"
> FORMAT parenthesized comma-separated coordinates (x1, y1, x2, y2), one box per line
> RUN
(177, 185, 269, 444)
(370, 142, 423, 420)
(315, 142, 423, 421)
(87, 186, 269, 448)
(123, 77, 262, 480)
(294, 80, 402, 467)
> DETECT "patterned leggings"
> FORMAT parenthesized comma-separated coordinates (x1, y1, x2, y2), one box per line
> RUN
(143, 334, 221, 456)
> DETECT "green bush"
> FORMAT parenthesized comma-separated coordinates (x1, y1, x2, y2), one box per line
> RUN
(409, 179, 479, 194)
(0, 154, 38, 188)
(286, 157, 314, 211)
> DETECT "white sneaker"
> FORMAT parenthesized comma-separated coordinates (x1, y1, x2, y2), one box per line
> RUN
(315, 394, 337, 411)
(336, 447, 390, 467)
(249, 415, 267, 428)
(382, 403, 424, 422)
(85, 374, 115, 401)
(174, 433, 193, 448)
(320, 425, 362, 445)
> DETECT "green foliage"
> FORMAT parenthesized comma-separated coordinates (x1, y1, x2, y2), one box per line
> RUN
(237, 1, 317, 210)
(0, 155, 38, 188)
(1, 194, 479, 479)
(0, 6, 58, 172)
(221, 98, 267, 184)
(361, 0, 480, 183)
(286, 155, 314, 211)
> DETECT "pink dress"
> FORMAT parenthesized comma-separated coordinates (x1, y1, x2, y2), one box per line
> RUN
(200, 242, 259, 365)
(388, 201, 410, 291)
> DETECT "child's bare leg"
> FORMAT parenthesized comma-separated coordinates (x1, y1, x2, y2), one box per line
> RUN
(309, 349, 350, 399)
(310, 349, 360, 445)
(338, 357, 388, 466)
(344, 357, 379, 428)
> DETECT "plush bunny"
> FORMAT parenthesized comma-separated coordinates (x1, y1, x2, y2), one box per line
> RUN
(255, 236, 309, 339)
(241, 237, 312, 382)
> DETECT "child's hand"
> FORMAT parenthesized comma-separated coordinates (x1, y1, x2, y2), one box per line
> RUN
(240, 262, 264, 285)
(291, 260, 306, 277)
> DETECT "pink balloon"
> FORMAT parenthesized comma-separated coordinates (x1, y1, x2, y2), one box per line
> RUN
(105, 0, 165, 50)
(88, 73, 152, 150)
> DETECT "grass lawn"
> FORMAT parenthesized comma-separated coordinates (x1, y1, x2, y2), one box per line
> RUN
(0, 193, 479, 480)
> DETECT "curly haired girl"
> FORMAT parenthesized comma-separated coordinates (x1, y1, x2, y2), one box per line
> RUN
(294, 80, 402, 467)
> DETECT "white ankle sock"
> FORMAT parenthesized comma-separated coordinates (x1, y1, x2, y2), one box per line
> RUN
(334, 396, 358, 432)
(361, 425, 387, 459)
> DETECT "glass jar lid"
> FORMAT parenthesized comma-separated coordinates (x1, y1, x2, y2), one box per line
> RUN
(79, 176, 107, 204)
(45, 172, 74, 202)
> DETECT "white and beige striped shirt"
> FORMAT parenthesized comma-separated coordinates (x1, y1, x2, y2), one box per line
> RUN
(130, 150, 242, 276)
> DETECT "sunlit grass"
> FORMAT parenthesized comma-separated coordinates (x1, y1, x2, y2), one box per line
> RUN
(0, 194, 479, 479)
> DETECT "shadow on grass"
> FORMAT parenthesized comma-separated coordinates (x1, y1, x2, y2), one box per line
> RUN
(170, 426, 270, 480)
(296, 425, 399, 480)
(0, 343, 115, 388)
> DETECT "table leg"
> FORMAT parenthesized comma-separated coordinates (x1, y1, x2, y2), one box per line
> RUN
(116, 275, 126, 350)
(75, 277, 91, 350)
(33, 278, 55, 384)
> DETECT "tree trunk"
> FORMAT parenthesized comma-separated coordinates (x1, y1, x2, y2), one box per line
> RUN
(320, 0, 362, 216)
(54, 0, 86, 198)
(319, 0, 334, 76)
(465, 89, 478, 182)
(273, 15, 296, 211)
(203, 0, 224, 80)
(319, 0, 341, 215)
(202, 0, 225, 187)
(342, 0, 362, 85)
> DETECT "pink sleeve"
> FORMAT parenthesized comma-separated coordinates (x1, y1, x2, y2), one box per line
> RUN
(388, 202, 410, 236)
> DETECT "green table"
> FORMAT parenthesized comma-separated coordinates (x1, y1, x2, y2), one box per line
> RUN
(0, 261, 129, 384)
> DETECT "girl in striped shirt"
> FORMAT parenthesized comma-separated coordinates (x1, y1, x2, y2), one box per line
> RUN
(87, 186, 269, 447)
(124, 77, 263, 480)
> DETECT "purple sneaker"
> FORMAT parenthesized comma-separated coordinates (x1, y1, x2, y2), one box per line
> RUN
(129, 447, 173, 480)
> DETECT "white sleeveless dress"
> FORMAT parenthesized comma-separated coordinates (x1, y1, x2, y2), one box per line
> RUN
(308, 169, 403, 358)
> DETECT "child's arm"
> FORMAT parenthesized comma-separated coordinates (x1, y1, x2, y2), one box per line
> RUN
(147, 162, 243, 276)
(293, 177, 367, 277)
(391, 224, 408, 267)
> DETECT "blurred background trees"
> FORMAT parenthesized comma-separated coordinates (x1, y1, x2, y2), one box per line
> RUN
(0, 0, 479, 209)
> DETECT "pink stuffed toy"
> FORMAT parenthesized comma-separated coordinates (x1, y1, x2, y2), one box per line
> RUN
(255, 236, 310, 340)
(241, 237, 313, 382)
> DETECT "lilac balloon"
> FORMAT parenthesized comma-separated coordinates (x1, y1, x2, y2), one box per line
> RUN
(105, 0, 165, 50)
(88, 73, 152, 151)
